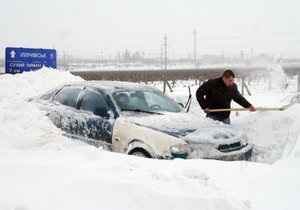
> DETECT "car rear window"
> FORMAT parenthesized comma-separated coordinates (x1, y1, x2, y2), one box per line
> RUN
(54, 86, 82, 108)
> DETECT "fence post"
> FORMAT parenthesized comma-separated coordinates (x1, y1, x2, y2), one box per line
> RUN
(241, 77, 245, 95)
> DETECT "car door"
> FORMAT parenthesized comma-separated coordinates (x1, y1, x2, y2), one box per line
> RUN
(50, 85, 83, 135)
(76, 87, 114, 148)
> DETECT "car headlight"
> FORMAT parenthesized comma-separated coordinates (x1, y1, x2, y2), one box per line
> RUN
(170, 144, 190, 159)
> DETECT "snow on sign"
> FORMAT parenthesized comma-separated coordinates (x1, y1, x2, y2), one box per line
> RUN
(5, 47, 57, 74)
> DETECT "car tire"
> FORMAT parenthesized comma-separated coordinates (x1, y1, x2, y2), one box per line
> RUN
(129, 148, 152, 158)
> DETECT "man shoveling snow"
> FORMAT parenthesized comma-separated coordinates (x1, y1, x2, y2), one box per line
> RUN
(196, 70, 256, 124)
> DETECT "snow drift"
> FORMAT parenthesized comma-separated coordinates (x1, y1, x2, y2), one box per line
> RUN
(0, 68, 300, 210)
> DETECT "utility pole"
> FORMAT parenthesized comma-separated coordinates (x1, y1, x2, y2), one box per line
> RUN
(163, 34, 167, 93)
(97, 55, 100, 64)
(193, 30, 197, 66)
(160, 45, 164, 68)
(163, 34, 172, 93)
(164, 34, 167, 71)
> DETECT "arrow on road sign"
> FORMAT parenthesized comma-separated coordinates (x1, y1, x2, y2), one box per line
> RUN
(10, 50, 16, 58)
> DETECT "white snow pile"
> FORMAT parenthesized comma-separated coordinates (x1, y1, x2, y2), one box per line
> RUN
(0, 68, 84, 150)
(233, 105, 300, 163)
(0, 68, 300, 210)
(268, 63, 288, 89)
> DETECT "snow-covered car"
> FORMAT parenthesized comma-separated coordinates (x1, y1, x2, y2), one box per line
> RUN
(31, 81, 253, 160)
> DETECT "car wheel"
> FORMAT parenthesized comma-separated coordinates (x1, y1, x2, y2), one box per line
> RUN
(129, 148, 152, 158)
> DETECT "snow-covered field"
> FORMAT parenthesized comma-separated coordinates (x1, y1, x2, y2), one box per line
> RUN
(0, 68, 300, 210)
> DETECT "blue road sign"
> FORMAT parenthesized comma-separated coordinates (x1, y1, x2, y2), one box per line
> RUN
(5, 47, 57, 74)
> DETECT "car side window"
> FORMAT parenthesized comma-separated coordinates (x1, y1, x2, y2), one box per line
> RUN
(80, 89, 109, 116)
(54, 86, 82, 108)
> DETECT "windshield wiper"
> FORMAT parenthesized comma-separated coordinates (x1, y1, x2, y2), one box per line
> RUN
(120, 108, 163, 115)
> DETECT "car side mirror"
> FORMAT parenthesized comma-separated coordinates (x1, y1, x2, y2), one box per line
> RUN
(94, 107, 110, 118)
(178, 103, 184, 108)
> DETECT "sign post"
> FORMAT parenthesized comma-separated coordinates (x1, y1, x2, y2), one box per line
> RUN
(5, 47, 57, 74)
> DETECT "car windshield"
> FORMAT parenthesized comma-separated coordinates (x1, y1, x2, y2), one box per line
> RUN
(112, 89, 182, 113)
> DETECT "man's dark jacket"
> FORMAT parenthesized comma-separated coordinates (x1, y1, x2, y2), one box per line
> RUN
(196, 77, 252, 120)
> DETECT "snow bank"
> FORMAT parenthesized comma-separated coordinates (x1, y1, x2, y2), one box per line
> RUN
(233, 104, 300, 163)
(0, 68, 84, 150)
(0, 147, 249, 210)
(0, 69, 300, 210)
(0, 69, 247, 210)
(268, 63, 287, 90)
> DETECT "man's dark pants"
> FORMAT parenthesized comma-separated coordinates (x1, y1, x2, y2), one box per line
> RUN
(206, 113, 231, 124)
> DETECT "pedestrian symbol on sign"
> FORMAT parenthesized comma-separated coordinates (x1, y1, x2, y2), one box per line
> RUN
(10, 50, 16, 59)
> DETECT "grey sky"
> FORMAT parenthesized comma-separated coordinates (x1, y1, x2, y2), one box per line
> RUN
(1, 0, 300, 58)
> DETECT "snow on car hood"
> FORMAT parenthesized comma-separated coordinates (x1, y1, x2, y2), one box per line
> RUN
(121, 112, 247, 145)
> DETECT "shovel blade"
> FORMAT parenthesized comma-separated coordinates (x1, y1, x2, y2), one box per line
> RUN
(280, 96, 300, 110)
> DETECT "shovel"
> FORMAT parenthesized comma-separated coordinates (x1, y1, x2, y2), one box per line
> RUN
(209, 96, 300, 112)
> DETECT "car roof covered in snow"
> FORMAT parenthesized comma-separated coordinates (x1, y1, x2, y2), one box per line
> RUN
(64, 80, 158, 92)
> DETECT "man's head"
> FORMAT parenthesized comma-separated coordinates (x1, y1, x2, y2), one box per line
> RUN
(222, 70, 235, 87)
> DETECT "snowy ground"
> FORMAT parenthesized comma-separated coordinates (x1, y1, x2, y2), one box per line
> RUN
(0, 68, 300, 210)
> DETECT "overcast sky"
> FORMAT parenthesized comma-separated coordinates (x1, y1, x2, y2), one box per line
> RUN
(1, 0, 300, 58)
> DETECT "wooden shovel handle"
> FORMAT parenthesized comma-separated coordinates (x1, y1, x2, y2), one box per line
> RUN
(209, 107, 282, 112)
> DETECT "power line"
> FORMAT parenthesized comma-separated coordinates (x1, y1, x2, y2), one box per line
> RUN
(172, 31, 300, 43)
(198, 31, 300, 41)
(166, 40, 300, 51)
